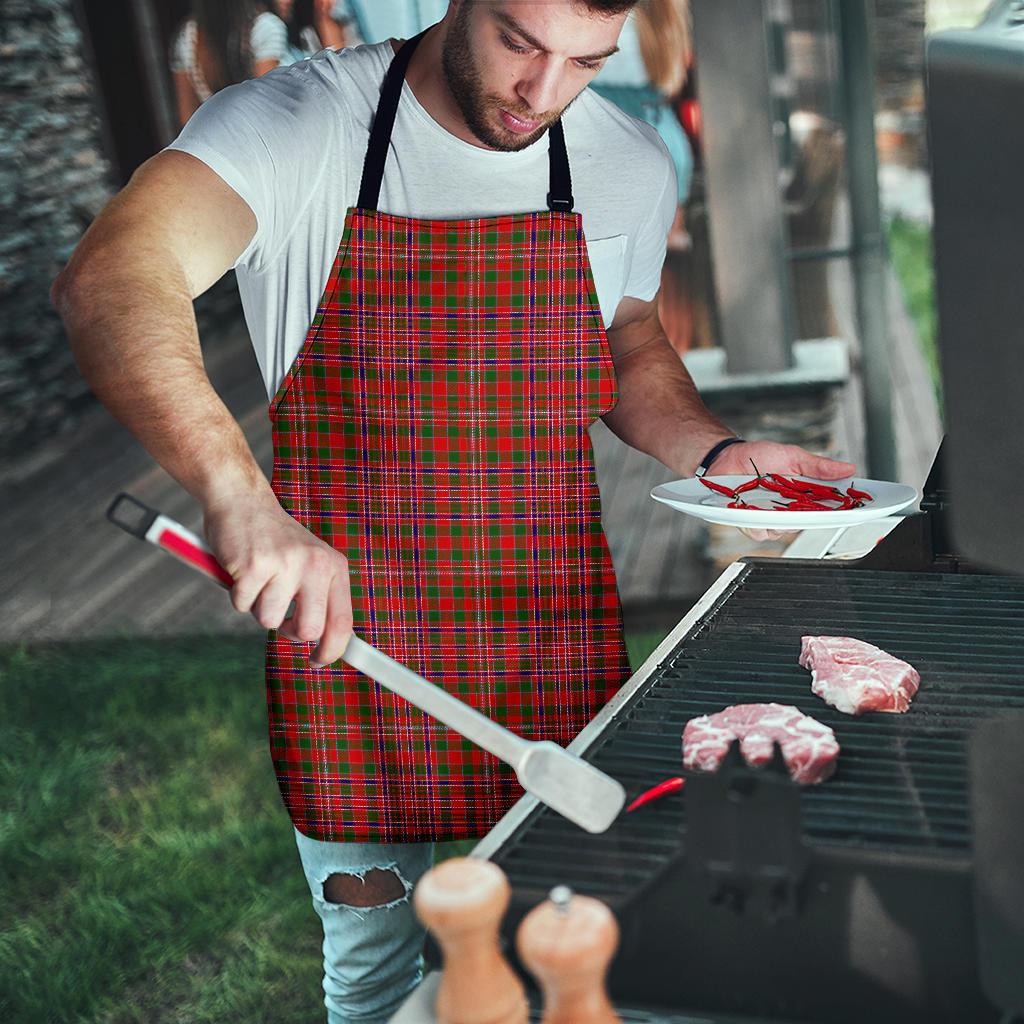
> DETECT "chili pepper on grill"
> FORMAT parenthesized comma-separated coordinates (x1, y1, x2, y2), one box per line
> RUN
(626, 776, 686, 812)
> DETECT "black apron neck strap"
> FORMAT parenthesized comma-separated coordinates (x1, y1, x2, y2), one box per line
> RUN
(357, 30, 428, 211)
(546, 119, 574, 214)
(357, 30, 575, 215)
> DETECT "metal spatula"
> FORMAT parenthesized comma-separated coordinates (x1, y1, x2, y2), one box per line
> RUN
(107, 493, 626, 834)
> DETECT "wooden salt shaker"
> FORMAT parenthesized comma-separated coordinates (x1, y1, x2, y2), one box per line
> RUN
(516, 885, 621, 1024)
(413, 857, 528, 1024)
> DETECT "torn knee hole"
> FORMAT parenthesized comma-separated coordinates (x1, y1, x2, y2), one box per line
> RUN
(323, 868, 406, 908)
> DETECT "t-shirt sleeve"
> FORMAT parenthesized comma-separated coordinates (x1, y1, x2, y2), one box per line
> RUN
(164, 65, 337, 273)
(251, 11, 289, 63)
(623, 136, 677, 302)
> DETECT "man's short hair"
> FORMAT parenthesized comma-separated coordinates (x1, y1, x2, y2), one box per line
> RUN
(579, 0, 639, 13)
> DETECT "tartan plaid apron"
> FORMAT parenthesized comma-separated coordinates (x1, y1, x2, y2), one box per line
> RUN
(266, 32, 631, 842)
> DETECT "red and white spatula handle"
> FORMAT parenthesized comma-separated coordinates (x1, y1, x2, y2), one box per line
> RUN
(105, 492, 628, 832)
(106, 493, 234, 589)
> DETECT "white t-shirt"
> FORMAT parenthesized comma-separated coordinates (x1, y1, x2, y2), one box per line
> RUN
(167, 40, 676, 399)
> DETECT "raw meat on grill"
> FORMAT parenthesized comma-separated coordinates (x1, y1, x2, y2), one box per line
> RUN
(682, 703, 840, 785)
(799, 635, 920, 716)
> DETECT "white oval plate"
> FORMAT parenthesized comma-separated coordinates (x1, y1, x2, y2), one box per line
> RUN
(650, 476, 920, 530)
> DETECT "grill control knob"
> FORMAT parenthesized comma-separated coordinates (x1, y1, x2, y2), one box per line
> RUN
(413, 857, 528, 1024)
(516, 887, 621, 1023)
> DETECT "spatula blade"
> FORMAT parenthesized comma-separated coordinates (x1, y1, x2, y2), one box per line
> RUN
(517, 741, 625, 834)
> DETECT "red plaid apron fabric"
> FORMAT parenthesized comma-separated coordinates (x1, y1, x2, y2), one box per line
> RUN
(264, 41, 630, 843)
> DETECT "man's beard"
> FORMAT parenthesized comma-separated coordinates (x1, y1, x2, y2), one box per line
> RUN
(441, 5, 561, 152)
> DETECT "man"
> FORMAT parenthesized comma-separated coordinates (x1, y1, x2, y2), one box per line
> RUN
(53, 2, 855, 1020)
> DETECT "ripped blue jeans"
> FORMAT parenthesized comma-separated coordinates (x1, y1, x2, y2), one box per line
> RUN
(294, 827, 436, 1024)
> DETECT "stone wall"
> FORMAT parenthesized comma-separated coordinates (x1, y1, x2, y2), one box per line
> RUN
(0, 0, 115, 463)
(0, 0, 244, 467)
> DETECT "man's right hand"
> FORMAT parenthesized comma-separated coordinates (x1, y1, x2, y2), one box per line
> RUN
(203, 493, 354, 667)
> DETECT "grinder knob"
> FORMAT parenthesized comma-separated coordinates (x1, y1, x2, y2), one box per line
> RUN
(516, 885, 621, 1024)
(413, 857, 528, 1024)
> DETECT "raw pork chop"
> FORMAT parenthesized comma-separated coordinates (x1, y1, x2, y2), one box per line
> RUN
(682, 703, 839, 785)
(799, 636, 920, 716)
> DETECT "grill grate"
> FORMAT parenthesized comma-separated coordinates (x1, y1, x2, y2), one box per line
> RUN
(491, 563, 1024, 898)
(527, 995, 755, 1023)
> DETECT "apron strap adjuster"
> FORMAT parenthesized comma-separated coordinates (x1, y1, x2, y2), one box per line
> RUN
(546, 191, 574, 214)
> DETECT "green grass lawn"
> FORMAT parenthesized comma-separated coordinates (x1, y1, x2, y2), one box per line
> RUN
(0, 630, 667, 1023)
(887, 215, 942, 414)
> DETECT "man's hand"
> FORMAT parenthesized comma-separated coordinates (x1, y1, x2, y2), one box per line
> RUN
(203, 493, 354, 666)
(708, 440, 857, 543)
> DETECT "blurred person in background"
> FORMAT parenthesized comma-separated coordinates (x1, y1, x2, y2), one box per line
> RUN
(335, 0, 448, 42)
(593, 0, 693, 349)
(592, 0, 693, 240)
(170, 0, 289, 128)
(275, 0, 352, 63)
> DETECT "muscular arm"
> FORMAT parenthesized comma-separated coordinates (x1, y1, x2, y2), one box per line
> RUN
(51, 150, 353, 662)
(52, 150, 263, 508)
(602, 293, 856, 501)
(602, 294, 733, 477)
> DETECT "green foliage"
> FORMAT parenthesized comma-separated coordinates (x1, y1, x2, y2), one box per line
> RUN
(0, 637, 322, 1024)
(887, 216, 942, 414)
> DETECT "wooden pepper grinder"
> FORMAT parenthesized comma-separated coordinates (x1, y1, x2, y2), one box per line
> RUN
(413, 857, 528, 1024)
(516, 885, 621, 1024)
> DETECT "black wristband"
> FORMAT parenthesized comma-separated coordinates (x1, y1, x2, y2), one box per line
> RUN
(695, 437, 745, 478)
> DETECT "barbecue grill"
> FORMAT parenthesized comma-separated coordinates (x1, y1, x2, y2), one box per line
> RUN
(469, 447, 1023, 1022)
(457, 9, 1024, 1022)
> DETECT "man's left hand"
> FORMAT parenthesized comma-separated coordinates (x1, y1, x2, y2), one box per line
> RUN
(707, 440, 857, 543)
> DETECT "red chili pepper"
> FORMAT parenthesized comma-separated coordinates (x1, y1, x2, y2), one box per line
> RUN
(734, 478, 762, 494)
(847, 485, 872, 502)
(774, 474, 844, 499)
(699, 478, 737, 498)
(763, 480, 822, 501)
(626, 776, 686, 812)
(779, 498, 833, 511)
